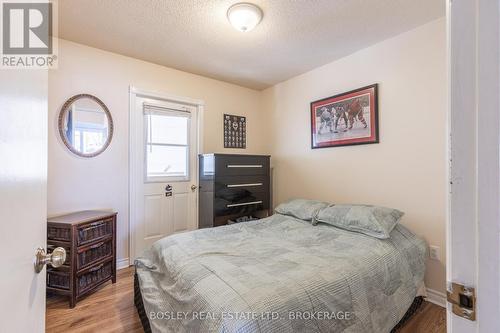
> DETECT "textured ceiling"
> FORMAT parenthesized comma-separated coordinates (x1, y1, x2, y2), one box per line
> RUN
(58, 0, 445, 90)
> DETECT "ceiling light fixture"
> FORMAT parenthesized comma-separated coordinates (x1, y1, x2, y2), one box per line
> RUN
(227, 3, 263, 32)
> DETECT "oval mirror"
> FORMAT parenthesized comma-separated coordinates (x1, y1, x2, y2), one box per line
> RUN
(58, 94, 113, 157)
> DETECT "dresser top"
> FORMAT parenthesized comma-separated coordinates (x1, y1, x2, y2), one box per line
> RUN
(47, 210, 117, 225)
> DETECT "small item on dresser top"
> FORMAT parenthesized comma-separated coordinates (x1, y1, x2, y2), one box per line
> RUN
(46, 210, 117, 308)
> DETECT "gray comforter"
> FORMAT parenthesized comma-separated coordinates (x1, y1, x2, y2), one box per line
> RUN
(135, 214, 426, 333)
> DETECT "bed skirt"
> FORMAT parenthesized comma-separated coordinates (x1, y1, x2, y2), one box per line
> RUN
(134, 271, 153, 333)
(134, 272, 423, 333)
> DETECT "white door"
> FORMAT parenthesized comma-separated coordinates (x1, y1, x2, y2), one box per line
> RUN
(0, 70, 48, 332)
(130, 91, 200, 260)
(447, 0, 500, 331)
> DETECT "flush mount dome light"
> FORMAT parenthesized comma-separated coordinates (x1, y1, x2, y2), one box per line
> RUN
(227, 3, 263, 32)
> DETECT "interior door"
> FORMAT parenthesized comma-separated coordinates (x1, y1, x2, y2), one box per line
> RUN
(447, 0, 500, 331)
(131, 95, 198, 260)
(0, 70, 48, 332)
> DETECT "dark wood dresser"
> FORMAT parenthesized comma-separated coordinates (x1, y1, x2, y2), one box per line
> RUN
(199, 154, 271, 228)
(46, 210, 117, 308)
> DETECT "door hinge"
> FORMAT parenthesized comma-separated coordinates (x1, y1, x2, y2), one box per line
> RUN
(447, 282, 476, 321)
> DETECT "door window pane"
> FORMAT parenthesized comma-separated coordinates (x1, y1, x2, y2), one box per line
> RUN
(144, 109, 190, 181)
(147, 145, 187, 178)
(147, 114, 188, 145)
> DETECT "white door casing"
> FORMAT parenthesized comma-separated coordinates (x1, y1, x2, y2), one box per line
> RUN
(447, 0, 500, 332)
(0, 70, 48, 332)
(129, 87, 204, 262)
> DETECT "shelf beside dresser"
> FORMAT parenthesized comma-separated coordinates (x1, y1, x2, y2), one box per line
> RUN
(199, 154, 271, 228)
(46, 210, 117, 308)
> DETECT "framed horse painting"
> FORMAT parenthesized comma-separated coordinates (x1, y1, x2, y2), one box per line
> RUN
(310, 84, 379, 149)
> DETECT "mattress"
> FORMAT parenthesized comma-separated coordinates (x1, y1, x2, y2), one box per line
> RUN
(135, 214, 427, 332)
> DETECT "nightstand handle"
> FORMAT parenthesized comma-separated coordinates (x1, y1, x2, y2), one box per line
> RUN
(88, 263, 104, 273)
(89, 241, 105, 250)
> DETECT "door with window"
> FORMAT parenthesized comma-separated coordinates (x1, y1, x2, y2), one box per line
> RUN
(130, 93, 199, 260)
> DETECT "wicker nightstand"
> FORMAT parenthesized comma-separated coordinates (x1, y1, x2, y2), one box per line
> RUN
(46, 210, 117, 308)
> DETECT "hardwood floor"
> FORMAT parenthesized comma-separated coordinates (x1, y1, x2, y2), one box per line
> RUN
(46, 267, 446, 333)
(396, 301, 446, 333)
(46, 267, 142, 333)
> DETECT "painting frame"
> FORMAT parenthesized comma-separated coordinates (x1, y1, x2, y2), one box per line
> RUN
(310, 84, 379, 149)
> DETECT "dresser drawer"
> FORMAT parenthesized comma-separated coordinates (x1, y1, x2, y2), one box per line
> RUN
(47, 268, 70, 290)
(77, 259, 113, 296)
(215, 175, 268, 193)
(77, 238, 113, 270)
(215, 155, 269, 176)
(215, 191, 269, 216)
(77, 218, 113, 246)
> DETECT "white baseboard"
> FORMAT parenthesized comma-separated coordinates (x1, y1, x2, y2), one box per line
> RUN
(426, 288, 446, 308)
(116, 258, 131, 270)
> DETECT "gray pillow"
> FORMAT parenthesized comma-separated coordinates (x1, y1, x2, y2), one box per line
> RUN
(312, 204, 404, 239)
(275, 199, 330, 221)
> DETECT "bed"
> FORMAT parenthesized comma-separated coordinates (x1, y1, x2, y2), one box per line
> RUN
(135, 213, 427, 333)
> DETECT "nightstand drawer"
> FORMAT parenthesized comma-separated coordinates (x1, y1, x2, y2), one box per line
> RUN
(77, 218, 113, 246)
(47, 268, 70, 290)
(77, 238, 113, 270)
(47, 225, 71, 242)
(77, 259, 113, 296)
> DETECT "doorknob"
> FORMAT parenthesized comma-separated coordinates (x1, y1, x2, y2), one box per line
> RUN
(34, 247, 66, 273)
(191, 184, 198, 191)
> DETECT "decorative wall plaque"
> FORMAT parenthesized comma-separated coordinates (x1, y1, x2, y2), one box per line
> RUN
(223, 114, 246, 148)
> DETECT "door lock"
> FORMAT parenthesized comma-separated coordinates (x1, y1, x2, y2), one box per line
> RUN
(447, 282, 476, 321)
(165, 184, 173, 197)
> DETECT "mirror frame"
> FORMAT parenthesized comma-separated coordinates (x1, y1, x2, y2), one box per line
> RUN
(58, 94, 114, 158)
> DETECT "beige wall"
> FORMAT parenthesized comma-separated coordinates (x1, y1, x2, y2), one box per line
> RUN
(262, 19, 446, 293)
(48, 39, 269, 264)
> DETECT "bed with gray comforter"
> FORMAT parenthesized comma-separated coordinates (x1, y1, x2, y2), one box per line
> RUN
(135, 213, 426, 333)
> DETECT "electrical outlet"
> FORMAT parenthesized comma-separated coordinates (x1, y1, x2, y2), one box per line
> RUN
(429, 245, 440, 260)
